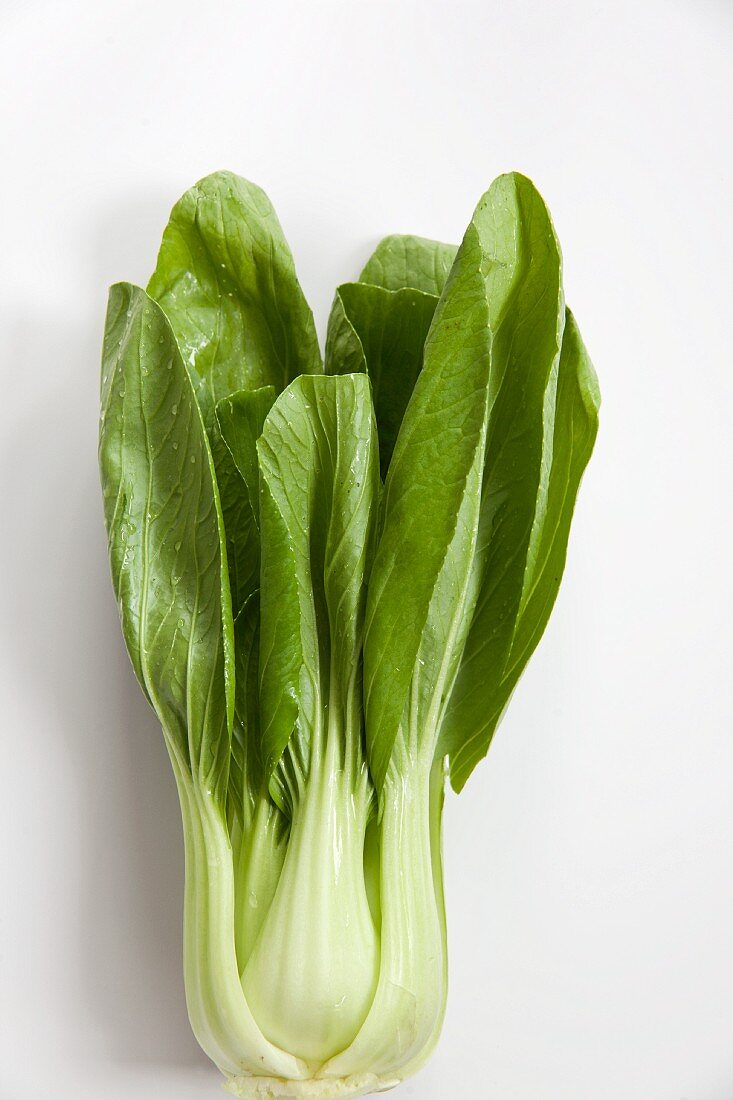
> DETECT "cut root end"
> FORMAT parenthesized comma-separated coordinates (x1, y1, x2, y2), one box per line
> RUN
(223, 1072, 400, 1099)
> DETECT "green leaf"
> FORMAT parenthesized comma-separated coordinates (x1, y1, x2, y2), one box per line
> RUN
(359, 234, 458, 296)
(216, 386, 277, 530)
(325, 282, 439, 477)
(323, 289, 368, 379)
(444, 308, 600, 790)
(364, 172, 566, 793)
(256, 375, 379, 808)
(324, 236, 460, 480)
(403, 435, 485, 770)
(210, 428, 259, 619)
(215, 388, 278, 820)
(213, 386, 276, 620)
(433, 174, 566, 790)
(147, 172, 321, 617)
(363, 221, 493, 793)
(217, 391, 277, 817)
(99, 283, 234, 807)
(228, 594, 263, 825)
(147, 169, 322, 427)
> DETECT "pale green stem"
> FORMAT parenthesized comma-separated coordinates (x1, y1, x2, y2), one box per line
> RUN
(242, 732, 378, 1069)
(319, 751, 447, 1082)
(234, 794, 287, 973)
(174, 768, 309, 1080)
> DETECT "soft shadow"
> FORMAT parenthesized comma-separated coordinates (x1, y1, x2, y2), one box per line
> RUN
(0, 193, 210, 1069)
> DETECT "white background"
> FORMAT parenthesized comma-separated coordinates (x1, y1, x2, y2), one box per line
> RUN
(1, 2, 731, 1098)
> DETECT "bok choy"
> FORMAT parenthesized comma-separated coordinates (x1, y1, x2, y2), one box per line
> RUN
(99, 170, 599, 1097)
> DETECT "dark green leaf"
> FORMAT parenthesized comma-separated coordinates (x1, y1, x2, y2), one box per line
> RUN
(216, 387, 277, 530)
(213, 385, 276, 621)
(444, 308, 600, 789)
(364, 173, 568, 793)
(210, 427, 259, 618)
(435, 174, 565, 789)
(229, 594, 263, 824)
(216, 390, 279, 819)
(363, 217, 494, 793)
(325, 282, 439, 477)
(99, 283, 233, 807)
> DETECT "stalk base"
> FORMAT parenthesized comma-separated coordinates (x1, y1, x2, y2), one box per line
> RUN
(223, 1073, 399, 1098)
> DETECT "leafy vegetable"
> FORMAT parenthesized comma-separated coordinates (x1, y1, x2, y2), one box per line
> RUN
(100, 170, 599, 1098)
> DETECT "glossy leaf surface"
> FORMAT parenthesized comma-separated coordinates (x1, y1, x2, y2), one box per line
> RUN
(256, 374, 379, 804)
(99, 283, 233, 806)
(148, 170, 322, 424)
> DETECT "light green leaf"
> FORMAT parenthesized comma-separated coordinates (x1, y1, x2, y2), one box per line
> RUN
(359, 234, 458, 296)
(444, 308, 600, 790)
(323, 288, 368, 379)
(147, 170, 322, 425)
(99, 283, 233, 807)
(325, 282, 439, 477)
(256, 375, 379, 808)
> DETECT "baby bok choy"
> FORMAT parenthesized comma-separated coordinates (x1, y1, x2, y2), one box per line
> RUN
(99, 170, 599, 1098)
